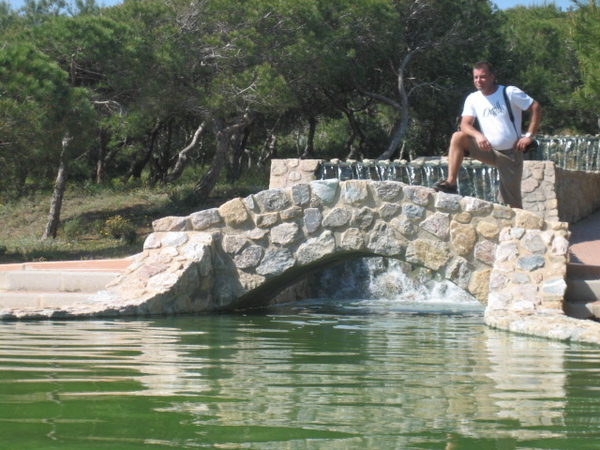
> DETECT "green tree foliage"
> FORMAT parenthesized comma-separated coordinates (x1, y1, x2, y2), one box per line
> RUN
(571, 0, 600, 119)
(0, 0, 597, 214)
(0, 44, 92, 196)
(499, 4, 596, 134)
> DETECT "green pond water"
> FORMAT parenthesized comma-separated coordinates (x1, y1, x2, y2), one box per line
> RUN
(1, 295, 600, 450)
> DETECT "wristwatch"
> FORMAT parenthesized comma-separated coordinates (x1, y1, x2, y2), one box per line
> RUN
(525, 132, 534, 139)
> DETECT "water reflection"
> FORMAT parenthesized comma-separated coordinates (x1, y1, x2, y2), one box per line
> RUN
(1, 310, 600, 449)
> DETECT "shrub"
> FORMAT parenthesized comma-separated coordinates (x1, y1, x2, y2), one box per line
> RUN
(103, 215, 137, 244)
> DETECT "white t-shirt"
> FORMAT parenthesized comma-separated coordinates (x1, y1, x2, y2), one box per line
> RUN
(462, 85, 534, 150)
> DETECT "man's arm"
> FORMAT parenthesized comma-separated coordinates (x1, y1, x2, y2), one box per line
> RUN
(460, 115, 494, 152)
(516, 100, 542, 152)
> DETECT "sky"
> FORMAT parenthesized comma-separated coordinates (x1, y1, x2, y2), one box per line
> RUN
(5, 0, 580, 10)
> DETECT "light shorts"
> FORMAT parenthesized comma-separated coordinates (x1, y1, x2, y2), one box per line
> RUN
(466, 137, 523, 208)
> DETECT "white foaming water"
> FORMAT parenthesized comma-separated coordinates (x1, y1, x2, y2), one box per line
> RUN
(315, 258, 482, 312)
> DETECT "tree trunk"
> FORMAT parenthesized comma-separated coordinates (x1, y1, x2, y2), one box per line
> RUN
(194, 114, 251, 200)
(301, 116, 317, 159)
(227, 126, 250, 183)
(123, 119, 161, 183)
(258, 133, 277, 168)
(96, 128, 107, 184)
(42, 136, 71, 240)
(165, 122, 205, 183)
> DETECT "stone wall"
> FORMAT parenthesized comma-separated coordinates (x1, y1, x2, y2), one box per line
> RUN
(555, 167, 600, 224)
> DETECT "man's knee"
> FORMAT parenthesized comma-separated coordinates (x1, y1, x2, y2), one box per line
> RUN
(449, 131, 470, 153)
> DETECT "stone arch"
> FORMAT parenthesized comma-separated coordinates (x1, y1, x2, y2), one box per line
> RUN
(78, 178, 568, 318)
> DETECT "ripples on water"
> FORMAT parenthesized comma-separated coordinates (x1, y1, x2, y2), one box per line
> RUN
(1, 275, 600, 449)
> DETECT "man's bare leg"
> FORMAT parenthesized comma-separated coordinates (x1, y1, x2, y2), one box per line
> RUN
(433, 131, 469, 193)
(445, 131, 469, 186)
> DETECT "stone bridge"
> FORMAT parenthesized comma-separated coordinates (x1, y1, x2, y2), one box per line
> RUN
(11, 176, 570, 325)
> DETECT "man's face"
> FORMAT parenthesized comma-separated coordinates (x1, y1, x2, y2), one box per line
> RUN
(473, 67, 496, 95)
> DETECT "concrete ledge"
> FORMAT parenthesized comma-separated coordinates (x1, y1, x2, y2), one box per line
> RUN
(0, 270, 123, 292)
(0, 292, 95, 310)
(485, 311, 600, 345)
(0, 258, 132, 272)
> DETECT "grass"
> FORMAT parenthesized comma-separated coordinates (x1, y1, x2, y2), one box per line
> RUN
(0, 172, 269, 264)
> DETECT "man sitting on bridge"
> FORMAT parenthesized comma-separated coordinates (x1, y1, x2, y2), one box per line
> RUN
(433, 61, 542, 209)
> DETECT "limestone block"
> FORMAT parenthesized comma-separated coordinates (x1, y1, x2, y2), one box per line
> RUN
(517, 255, 545, 271)
(450, 221, 477, 256)
(542, 278, 567, 297)
(310, 180, 339, 204)
(474, 240, 497, 266)
(303, 208, 322, 234)
(366, 223, 405, 256)
(148, 272, 180, 291)
(291, 184, 311, 206)
(244, 195, 256, 210)
(190, 208, 221, 230)
(222, 235, 248, 254)
(256, 247, 295, 276)
(373, 181, 403, 201)
(453, 212, 472, 224)
(514, 209, 545, 230)
(143, 233, 161, 250)
(521, 177, 540, 194)
(342, 180, 370, 205)
(551, 236, 569, 256)
(256, 213, 279, 228)
(182, 243, 212, 274)
(462, 197, 493, 214)
(233, 245, 264, 270)
(379, 203, 402, 220)
(296, 231, 337, 265)
(445, 257, 472, 289)
(496, 241, 519, 263)
(271, 223, 300, 245)
(476, 220, 500, 240)
(406, 239, 450, 270)
(219, 198, 251, 227)
(323, 207, 352, 229)
(511, 272, 531, 285)
(254, 189, 291, 212)
(420, 212, 450, 239)
(340, 228, 365, 250)
(434, 192, 461, 211)
(489, 271, 509, 292)
(247, 228, 268, 240)
(238, 271, 267, 291)
(162, 232, 189, 247)
(469, 269, 492, 304)
(402, 204, 425, 220)
(153, 216, 191, 232)
(353, 207, 375, 230)
(391, 217, 416, 237)
(280, 206, 303, 220)
(403, 185, 430, 206)
(521, 231, 547, 255)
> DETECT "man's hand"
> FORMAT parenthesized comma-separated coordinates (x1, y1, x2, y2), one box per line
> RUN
(475, 133, 493, 152)
(516, 136, 534, 152)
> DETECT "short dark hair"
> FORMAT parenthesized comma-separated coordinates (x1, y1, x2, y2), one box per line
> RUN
(473, 60, 494, 74)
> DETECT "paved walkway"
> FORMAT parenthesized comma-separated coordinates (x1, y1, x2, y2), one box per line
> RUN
(568, 209, 600, 266)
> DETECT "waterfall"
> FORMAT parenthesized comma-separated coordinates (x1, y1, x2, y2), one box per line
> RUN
(313, 257, 478, 307)
(315, 136, 599, 201)
(317, 157, 499, 203)
(536, 135, 600, 171)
